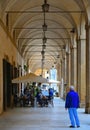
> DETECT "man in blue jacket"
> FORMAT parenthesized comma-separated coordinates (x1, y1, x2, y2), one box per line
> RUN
(65, 85, 80, 128)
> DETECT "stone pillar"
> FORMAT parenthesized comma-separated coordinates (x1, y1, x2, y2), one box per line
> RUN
(18, 66, 22, 95)
(77, 37, 86, 107)
(56, 61, 61, 81)
(0, 57, 3, 114)
(62, 51, 67, 84)
(60, 59, 65, 98)
(56, 62, 61, 97)
(61, 51, 68, 98)
(64, 54, 67, 84)
(61, 59, 65, 82)
(85, 23, 90, 113)
(66, 51, 71, 87)
(70, 46, 77, 88)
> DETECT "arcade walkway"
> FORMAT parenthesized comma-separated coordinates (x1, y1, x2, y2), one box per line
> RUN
(0, 98, 90, 130)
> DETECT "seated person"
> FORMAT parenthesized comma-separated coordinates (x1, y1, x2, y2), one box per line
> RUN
(41, 90, 49, 106)
(36, 91, 43, 106)
(23, 89, 30, 106)
(42, 89, 49, 97)
(48, 88, 54, 100)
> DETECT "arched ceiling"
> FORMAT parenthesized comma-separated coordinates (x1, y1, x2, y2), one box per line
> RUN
(0, 0, 88, 72)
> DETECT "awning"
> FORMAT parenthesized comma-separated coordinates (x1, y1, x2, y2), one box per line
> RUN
(48, 79, 60, 84)
(12, 72, 48, 83)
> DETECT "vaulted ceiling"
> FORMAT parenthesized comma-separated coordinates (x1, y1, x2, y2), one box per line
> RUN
(0, 0, 88, 73)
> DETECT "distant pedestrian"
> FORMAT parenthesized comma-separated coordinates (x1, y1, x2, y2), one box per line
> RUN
(65, 85, 80, 128)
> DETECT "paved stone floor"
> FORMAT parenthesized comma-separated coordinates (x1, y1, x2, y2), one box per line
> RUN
(0, 97, 90, 130)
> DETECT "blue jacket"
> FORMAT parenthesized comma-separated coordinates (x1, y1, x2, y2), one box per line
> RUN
(65, 90, 80, 108)
(49, 89, 53, 97)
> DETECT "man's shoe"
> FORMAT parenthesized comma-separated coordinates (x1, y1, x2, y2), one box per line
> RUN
(77, 126, 80, 128)
(69, 125, 75, 128)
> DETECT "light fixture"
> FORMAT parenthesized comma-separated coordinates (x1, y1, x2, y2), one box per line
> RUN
(41, 50, 45, 55)
(70, 28, 75, 33)
(42, 44, 46, 49)
(54, 61, 57, 64)
(57, 55, 60, 58)
(42, 23, 47, 31)
(41, 0, 49, 75)
(42, 55, 45, 59)
(41, 59, 45, 64)
(70, 28, 75, 48)
(62, 45, 66, 49)
(42, 36, 47, 43)
(42, 0, 49, 12)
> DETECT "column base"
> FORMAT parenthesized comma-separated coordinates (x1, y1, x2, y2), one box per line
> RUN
(80, 102, 85, 108)
(85, 107, 90, 114)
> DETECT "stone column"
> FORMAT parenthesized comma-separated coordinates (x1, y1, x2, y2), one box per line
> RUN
(60, 59, 65, 98)
(85, 23, 90, 113)
(56, 62, 61, 81)
(56, 62, 61, 97)
(18, 66, 22, 95)
(64, 54, 67, 84)
(0, 57, 3, 114)
(62, 50, 67, 84)
(70, 45, 77, 88)
(61, 52, 68, 98)
(61, 58, 65, 82)
(66, 51, 71, 87)
(77, 36, 86, 107)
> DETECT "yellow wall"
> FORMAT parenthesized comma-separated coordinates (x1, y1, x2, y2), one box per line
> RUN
(0, 20, 23, 114)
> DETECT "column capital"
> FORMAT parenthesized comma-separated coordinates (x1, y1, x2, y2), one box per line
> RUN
(66, 51, 71, 55)
(78, 35, 86, 41)
(70, 45, 77, 50)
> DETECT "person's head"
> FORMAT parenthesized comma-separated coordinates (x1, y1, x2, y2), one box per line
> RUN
(38, 82, 41, 85)
(32, 82, 36, 86)
(69, 85, 75, 91)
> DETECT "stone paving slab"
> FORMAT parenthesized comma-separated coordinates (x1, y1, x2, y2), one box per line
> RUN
(0, 98, 90, 130)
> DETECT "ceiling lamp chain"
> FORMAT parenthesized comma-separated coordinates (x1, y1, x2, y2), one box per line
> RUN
(41, 0, 49, 76)
(42, 23, 47, 31)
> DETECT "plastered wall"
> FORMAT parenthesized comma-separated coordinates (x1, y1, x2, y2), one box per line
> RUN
(0, 22, 23, 114)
